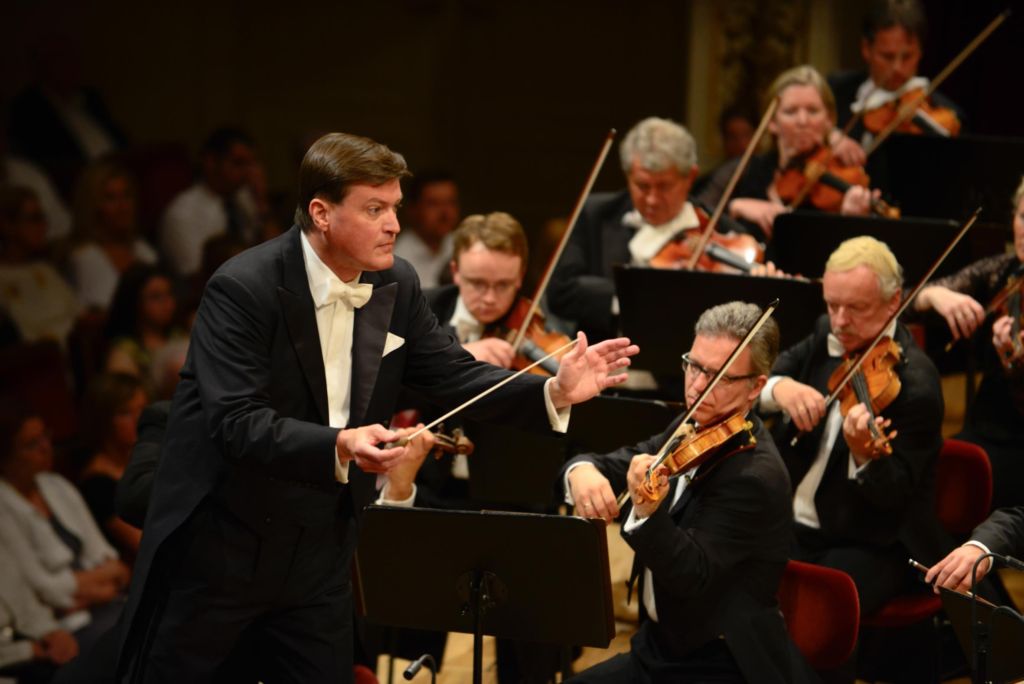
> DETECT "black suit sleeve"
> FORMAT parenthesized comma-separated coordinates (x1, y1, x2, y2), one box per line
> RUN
(116, 401, 171, 528)
(973, 507, 1024, 557)
(547, 202, 617, 338)
(624, 458, 789, 602)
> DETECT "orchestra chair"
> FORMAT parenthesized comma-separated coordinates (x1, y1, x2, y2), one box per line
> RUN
(777, 560, 860, 670)
(858, 439, 992, 681)
(862, 438, 993, 630)
(353, 664, 380, 684)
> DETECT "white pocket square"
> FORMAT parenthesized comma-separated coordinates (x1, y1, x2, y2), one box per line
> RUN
(383, 332, 405, 357)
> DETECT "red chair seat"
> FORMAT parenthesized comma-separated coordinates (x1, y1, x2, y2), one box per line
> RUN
(861, 593, 942, 628)
(778, 560, 860, 670)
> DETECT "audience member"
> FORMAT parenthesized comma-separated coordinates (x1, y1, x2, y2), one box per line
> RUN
(394, 170, 461, 288)
(0, 186, 79, 347)
(159, 127, 261, 277)
(77, 373, 147, 559)
(0, 405, 129, 658)
(103, 264, 187, 399)
(67, 158, 157, 311)
(0, 112, 71, 241)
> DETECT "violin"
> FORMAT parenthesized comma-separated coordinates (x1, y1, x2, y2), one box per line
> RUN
(489, 297, 572, 376)
(774, 146, 900, 218)
(429, 424, 475, 460)
(861, 87, 960, 138)
(633, 412, 756, 504)
(649, 214, 764, 273)
(986, 268, 1024, 369)
(826, 338, 903, 457)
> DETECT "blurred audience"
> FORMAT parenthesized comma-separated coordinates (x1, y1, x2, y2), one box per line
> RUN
(0, 405, 128, 660)
(395, 170, 461, 288)
(159, 127, 261, 277)
(0, 112, 71, 242)
(68, 158, 157, 312)
(104, 264, 187, 399)
(0, 186, 79, 347)
(77, 373, 146, 559)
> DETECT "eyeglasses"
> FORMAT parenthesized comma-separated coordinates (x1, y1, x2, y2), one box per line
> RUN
(681, 353, 758, 386)
(460, 277, 518, 297)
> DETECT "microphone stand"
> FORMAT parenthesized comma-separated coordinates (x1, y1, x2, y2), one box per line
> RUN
(403, 652, 437, 684)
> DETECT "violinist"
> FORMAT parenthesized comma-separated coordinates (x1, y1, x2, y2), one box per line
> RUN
(548, 117, 752, 341)
(828, 0, 963, 150)
(909, 177, 1024, 510)
(760, 236, 947, 616)
(728, 66, 878, 240)
(561, 302, 816, 684)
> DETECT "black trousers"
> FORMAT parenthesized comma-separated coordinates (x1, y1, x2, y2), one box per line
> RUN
(568, 622, 744, 684)
(138, 491, 355, 684)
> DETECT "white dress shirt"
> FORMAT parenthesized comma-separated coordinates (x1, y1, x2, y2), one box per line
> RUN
(623, 202, 701, 265)
(760, 322, 896, 527)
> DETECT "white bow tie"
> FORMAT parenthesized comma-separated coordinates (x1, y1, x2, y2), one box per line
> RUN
(323, 279, 373, 309)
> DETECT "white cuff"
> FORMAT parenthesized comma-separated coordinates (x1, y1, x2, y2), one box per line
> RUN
(964, 539, 992, 556)
(376, 482, 417, 507)
(622, 505, 647, 533)
(563, 461, 595, 506)
(847, 453, 871, 479)
(760, 376, 786, 412)
(611, 295, 620, 316)
(543, 378, 571, 433)
(334, 447, 350, 484)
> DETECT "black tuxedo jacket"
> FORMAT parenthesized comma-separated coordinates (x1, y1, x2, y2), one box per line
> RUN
(117, 227, 550, 665)
(973, 507, 1024, 557)
(560, 415, 815, 684)
(769, 315, 949, 563)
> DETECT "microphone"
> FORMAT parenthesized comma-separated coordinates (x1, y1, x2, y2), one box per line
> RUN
(403, 653, 437, 682)
(1001, 554, 1024, 572)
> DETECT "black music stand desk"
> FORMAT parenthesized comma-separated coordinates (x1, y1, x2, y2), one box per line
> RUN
(355, 506, 615, 684)
(614, 265, 822, 378)
(941, 586, 1024, 683)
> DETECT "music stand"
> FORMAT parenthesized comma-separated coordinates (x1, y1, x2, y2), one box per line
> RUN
(941, 586, 1024, 683)
(355, 506, 615, 684)
(567, 394, 682, 455)
(614, 265, 823, 378)
(873, 134, 1024, 225)
(455, 418, 566, 508)
(771, 213, 1007, 285)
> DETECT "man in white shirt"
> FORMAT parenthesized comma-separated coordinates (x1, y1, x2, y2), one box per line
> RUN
(118, 132, 638, 683)
(761, 236, 947, 615)
(159, 127, 261, 277)
(393, 170, 460, 288)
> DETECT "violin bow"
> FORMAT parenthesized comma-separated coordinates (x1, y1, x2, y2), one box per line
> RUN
(863, 9, 1010, 157)
(509, 129, 617, 354)
(614, 298, 779, 508)
(684, 98, 778, 270)
(790, 207, 981, 446)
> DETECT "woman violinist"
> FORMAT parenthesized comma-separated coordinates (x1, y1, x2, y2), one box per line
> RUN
(728, 65, 881, 241)
(910, 178, 1024, 509)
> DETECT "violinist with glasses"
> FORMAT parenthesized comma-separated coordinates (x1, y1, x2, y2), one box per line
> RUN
(910, 177, 1024, 510)
(760, 236, 948, 616)
(561, 302, 815, 684)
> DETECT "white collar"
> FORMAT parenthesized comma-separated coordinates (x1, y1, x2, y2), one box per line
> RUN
(300, 230, 362, 309)
(851, 76, 931, 114)
(449, 295, 484, 343)
(624, 203, 701, 265)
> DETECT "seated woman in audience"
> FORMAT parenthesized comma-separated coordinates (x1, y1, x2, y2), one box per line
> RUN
(0, 536, 79, 684)
(0, 185, 79, 347)
(104, 264, 188, 399)
(911, 176, 1024, 510)
(78, 372, 147, 559)
(728, 65, 875, 240)
(67, 158, 157, 312)
(0, 404, 129, 658)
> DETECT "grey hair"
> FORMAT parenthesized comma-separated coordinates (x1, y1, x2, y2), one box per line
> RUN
(619, 117, 698, 175)
(694, 302, 779, 377)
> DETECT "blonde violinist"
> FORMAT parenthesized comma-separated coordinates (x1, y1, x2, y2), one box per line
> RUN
(561, 302, 816, 683)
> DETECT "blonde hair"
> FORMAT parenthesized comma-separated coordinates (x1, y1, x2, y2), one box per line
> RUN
(825, 236, 903, 299)
(451, 212, 528, 273)
(1013, 176, 1024, 210)
(768, 65, 837, 125)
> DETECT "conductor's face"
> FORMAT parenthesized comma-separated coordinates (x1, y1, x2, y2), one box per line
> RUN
(309, 179, 403, 282)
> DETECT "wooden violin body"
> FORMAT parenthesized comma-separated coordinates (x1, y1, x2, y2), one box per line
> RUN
(862, 87, 961, 138)
(827, 337, 903, 457)
(774, 146, 899, 218)
(636, 411, 755, 503)
(490, 297, 572, 376)
(650, 229, 764, 273)
(987, 272, 1024, 368)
